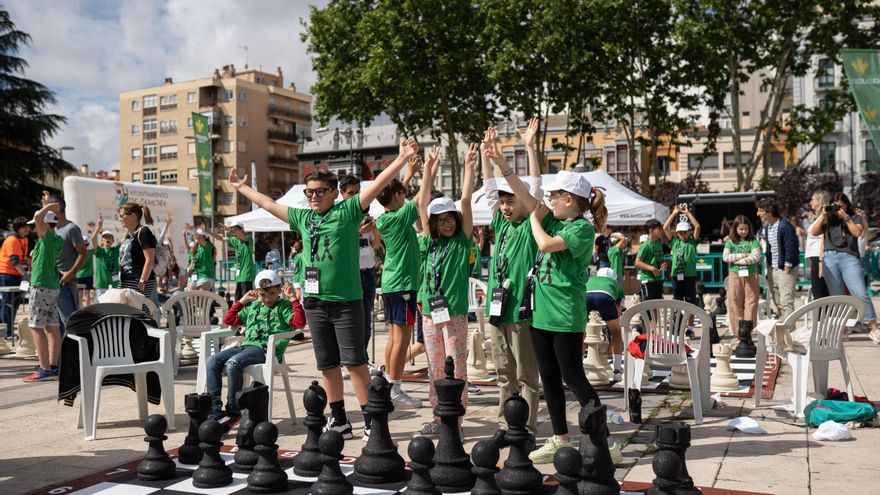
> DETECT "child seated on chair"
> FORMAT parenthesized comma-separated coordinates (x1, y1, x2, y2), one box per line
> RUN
(207, 269, 305, 431)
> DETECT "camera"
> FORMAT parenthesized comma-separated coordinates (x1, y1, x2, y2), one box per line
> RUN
(361, 215, 373, 226)
(825, 204, 840, 214)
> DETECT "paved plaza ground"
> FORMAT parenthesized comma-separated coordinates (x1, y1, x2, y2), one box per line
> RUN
(1, 294, 879, 494)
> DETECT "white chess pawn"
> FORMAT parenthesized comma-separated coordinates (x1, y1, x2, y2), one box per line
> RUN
(180, 335, 198, 361)
(482, 335, 495, 374)
(583, 311, 612, 385)
(710, 343, 740, 391)
(668, 364, 690, 389)
(15, 316, 36, 358)
(467, 328, 488, 380)
(0, 324, 11, 355)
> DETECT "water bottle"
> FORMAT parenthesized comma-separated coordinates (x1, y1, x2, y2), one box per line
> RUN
(606, 409, 625, 425)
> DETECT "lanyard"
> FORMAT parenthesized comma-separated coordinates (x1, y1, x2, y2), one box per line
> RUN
(426, 239, 449, 297)
(494, 230, 511, 280)
(307, 214, 328, 263)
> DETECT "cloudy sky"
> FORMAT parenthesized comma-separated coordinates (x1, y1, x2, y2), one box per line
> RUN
(6, 0, 331, 172)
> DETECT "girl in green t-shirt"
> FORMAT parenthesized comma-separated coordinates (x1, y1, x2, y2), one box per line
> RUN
(722, 215, 762, 358)
(414, 145, 474, 437)
(90, 217, 120, 299)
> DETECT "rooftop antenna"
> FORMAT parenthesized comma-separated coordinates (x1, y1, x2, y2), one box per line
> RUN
(240, 45, 248, 69)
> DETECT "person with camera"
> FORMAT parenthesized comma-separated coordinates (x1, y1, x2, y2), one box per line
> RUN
(810, 193, 879, 339)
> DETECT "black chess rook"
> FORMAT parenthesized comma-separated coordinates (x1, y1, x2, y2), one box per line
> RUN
(495, 392, 543, 495)
(192, 419, 233, 488)
(137, 414, 176, 481)
(577, 401, 620, 495)
(246, 421, 289, 493)
(430, 356, 476, 492)
(178, 393, 211, 465)
(406, 436, 441, 495)
(294, 380, 328, 477)
(352, 376, 406, 484)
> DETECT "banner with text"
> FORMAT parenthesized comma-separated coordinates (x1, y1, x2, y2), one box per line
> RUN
(841, 49, 880, 154)
(192, 112, 213, 218)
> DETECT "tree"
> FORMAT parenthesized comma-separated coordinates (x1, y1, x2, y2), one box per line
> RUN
(0, 9, 71, 220)
(771, 165, 842, 221)
(854, 172, 880, 228)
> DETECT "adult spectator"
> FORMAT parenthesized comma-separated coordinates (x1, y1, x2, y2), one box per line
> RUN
(44, 192, 87, 332)
(0, 216, 30, 339)
(805, 191, 830, 300)
(810, 193, 879, 339)
(756, 197, 799, 320)
(594, 226, 612, 269)
(117, 203, 157, 300)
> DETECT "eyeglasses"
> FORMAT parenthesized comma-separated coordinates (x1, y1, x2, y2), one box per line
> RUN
(436, 215, 456, 226)
(304, 187, 334, 198)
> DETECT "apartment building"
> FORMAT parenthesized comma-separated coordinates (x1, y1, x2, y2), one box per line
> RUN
(119, 65, 312, 218)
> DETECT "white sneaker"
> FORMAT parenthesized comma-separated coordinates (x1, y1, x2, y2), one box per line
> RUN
(528, 437, 573, 464)
(323, 417, 353, 439)
(414, 421, 440, 438)
(613, 368, 623, 382)
(362, 427, 371, 442)
(391, 390, 423, 409)
(367, 363, 381, 376)
(341, 366, 350, 379)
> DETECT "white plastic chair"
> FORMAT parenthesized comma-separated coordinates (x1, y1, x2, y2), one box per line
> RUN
(468, 278, 488, 331)
(195, 327, 297, 422)
(780, 296, 865, 417)
(68, 315, 175, 440)
(621, 300, 712, 424)
(161, 291, 229, 374)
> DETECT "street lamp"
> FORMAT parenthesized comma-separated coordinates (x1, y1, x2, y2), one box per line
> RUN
(56, 145, 74, 161)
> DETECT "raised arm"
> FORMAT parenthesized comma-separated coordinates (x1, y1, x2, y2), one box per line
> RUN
(418, 147, 440, 236)
(487, 122, 539, 212)
(529, 202, 568, 253)
(229, 169, 289, 222)
(663, 206, 679, 240)
(683, 206, 700, 239)
(461, 143, 477, 240)
(403, 155, 423, 202)
(520, 117, 541, 179)
(158, 212, 173, 244)
(480, 130, 499, 211)
(360, 138, 420, 210)
(34, 203, 60, 238)
(90, 217, 102, 249)
(202, 222, 225, 242)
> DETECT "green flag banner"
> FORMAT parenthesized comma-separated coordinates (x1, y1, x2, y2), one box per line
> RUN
(841, 49, 880, 154)
(192, 112, 213, 218)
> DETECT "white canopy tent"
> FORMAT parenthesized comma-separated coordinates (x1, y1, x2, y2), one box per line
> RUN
(464, 170, 668, 226)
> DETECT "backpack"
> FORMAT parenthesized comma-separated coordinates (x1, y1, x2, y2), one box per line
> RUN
(804, 399, 876, 427)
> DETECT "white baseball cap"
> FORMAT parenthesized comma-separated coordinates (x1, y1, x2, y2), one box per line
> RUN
(196, 228, 209, 238)
(543, 170, 593, 199)
(101, 230, 114, 238)
(496, 180, 515, 195)
(610, 232, 624, 243)
(639, 233, 649, 243)
(428, 197, 458, 216)
(29, 211, 57, 224)
(227, 220, 243, 229)
(597, 267, 618, 282)
(675, 221, 691, 232)
(254, 269, 282, 289)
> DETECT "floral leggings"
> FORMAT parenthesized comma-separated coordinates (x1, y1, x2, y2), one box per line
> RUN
(422, 313, 469, 412)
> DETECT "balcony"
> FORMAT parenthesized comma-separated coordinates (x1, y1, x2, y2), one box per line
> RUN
(268, 104, 311, 121)
(143, 156, 157, 165)
(143, 106, 157, 116)
(160, 103, 177, 111)
(862, 160, 880, 172)
(268, 154, 298, 166)
(143, 131, 157, 141)
(268, 129, 299, 143)
(160, 128, 178, 136)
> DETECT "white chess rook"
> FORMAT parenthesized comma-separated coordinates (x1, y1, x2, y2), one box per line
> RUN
(0, 324, 11, 355)
(583, 311, 612, 385)
(15, 316, 36, 358)
(710, 343, 740, 391)
(467, 328, 489, 380)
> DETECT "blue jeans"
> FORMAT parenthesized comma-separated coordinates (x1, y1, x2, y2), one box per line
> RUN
(0, 273, 22, 336)
(361, 268, 376, 357)
(57, 280, 78, 335)
(822, 250, 878, 322)
(206, 345, 267, 415)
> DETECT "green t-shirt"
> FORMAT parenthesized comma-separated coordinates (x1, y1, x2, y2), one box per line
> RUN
(228, 236, 256, 283)
(486, 210, 539, 323)
(31, 230, 63, 290)
(237, 299, 295, 362)
(586, 275, 624, 302)
(76, 248, 95, 278)
(532, 216, 594, 333)
(376, 200, 420, 293)
(287, 194, 365, 302)
(418, 230, 471, 317)
(94, 245, 120, 289)
(670, 237, 697, 277)
(194, 242, 215, 280)
(608, 244, 624, 282)
(291, 253, 305, 284)
(637, 239, 664, 281)
(724, 239, 761, 275)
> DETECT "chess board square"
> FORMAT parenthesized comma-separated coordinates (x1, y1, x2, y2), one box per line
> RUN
(173, 453, 235, 471)
(163, 472, 248, 494)
(70, 482, 159, 495)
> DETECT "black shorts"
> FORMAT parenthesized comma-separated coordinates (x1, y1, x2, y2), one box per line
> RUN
(302, 298, 367, 370)
(672, 276, 697, 304)
(77, 276, 94, 290)
(641, 280, 664, 300)
(586, 292, 619, 322)
(382, 291, 418, 326)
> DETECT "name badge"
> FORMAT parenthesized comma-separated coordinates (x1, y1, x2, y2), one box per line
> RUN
(19, 280, 29, 291)
(676, 273, 684, 281)
(489, 287, 505, 316)
(305, 267, 320, 294)
(429, 296, 451, 324)
(738, 267, 749, 277)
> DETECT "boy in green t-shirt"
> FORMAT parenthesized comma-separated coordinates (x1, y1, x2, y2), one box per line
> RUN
(186, 225, 215, 291)
(230, 138, 420, 440)
(607, 232, 629, 283)
(23, 204, 63, 382)
(209, 220, 256, 301)
(75, 235, 95, 306)
(663, 204, 702, 335)
(635, 219, 668, 300)
(586, 267, 625, 380)
(209, 269, 306, 431)
(90, 217, 120, 299)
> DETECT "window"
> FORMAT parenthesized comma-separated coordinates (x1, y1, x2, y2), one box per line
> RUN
(131, 100, 140, 111)
(224, 115, 234, 127)
(760, 82, 770, 93)
(187, 142, 196, 155)
(818, 58, 835, 88)
(143, 168, 157, 183)
(223, 140, 234, 153)
(866, 139, 880, 165)
(159, 94, 177, 106)
(143, 144, 157, 164)
(160, 170, 178, 183)
(188, 167, 198, 179)
(132, 172, 141, 182)
(187, 91, 197, 103)
(771, 151, 786, 171)
(255, 76, 263, 85)
(143, 95, 157, 108)
(605, 150, 616, 171)
(238, 141, 247, 152)
(239, 116, 248, 127)
(688, 153, 718, 169)
(131, 148, 141, 159)
(187, 117, 193, 128)
(514, 149, 527, 175)
(616, 145, 629, 170)
(224, 89, 234, 101)
(742, 111, 750, 117)
(142, 119, 157, 132)
(656, 156, 670, 175)
(191, 193, 197, 205)
(238, 90, 247, 101)
(160, 144, 178, 160)
(723, 152, 752, 168)
(131, 124, 140, 136)
(159, 119, 177, 134)
(223, 193, 233, 205)
(819, 142, 836, 171)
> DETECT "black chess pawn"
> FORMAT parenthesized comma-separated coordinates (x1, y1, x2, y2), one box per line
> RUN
(294, 380, 327, 477)
(430, 357, 476, 492)
(628, 388, 642, 424)
(577, 401, 620, 495)
(495, 392, 543, 495)
(137, 414, 177, 481)
(192, 419, 233, 488)
(553, 447, 583, 495)
(471, 440, 501, 495)
(352, 376, 406, 484)
(234, 382, 269, 472)
(405, 437, 440, 495)
(178, 393, 212, 465)
(646, 422, 701, 495)
(734, 319, 757, 358)
(311, 429, 353, 495)
(247, 421, 289, 493)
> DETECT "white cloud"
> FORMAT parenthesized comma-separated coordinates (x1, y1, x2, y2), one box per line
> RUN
(5, 0, 326, 172)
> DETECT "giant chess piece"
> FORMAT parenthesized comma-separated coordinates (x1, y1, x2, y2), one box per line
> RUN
(430, 356, 476, 492)
(406, 437, 440, 495)
(180, 335, 198, 361)
(178, 393, 212, 465)
(495, 392, 542, 495)
(192, 420, 233, 488)
(247, 421, 289, 493)
(471, 440, 501, 495)
(584, 311, 613, 385)
(734, 319, 756, 358)
(710, 344, 740, 391)
(234, 382, 269, 471)
(708, 312, 721, 346)
(646, 422, 701, 495)
(14, 316, 36, 358)
(293, 380, 327, 477)
(467, 328, 489, 380)
(311, 430, 354, 495)
(577, 401, 620, 495)
(352, 376, 406, 484)
(668, 365, 690, 390)
(628, 388, 642, 424)
(714, 288, 727, 316)
(483, 334, 496, 374)
(553, 446, 583, 495)
(0, 324, 11, 355)
(137, 414, 177, 481)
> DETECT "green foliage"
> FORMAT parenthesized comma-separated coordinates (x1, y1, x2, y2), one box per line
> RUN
(0, 9, 71, 221)
(772, 165, 842, 220)
(854, 172, 880, 228)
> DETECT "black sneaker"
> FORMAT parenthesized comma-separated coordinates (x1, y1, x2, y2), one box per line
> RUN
(323, 416, 353, 439)
(220, 414, 241, 434)
(292, 330, 306, 341)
